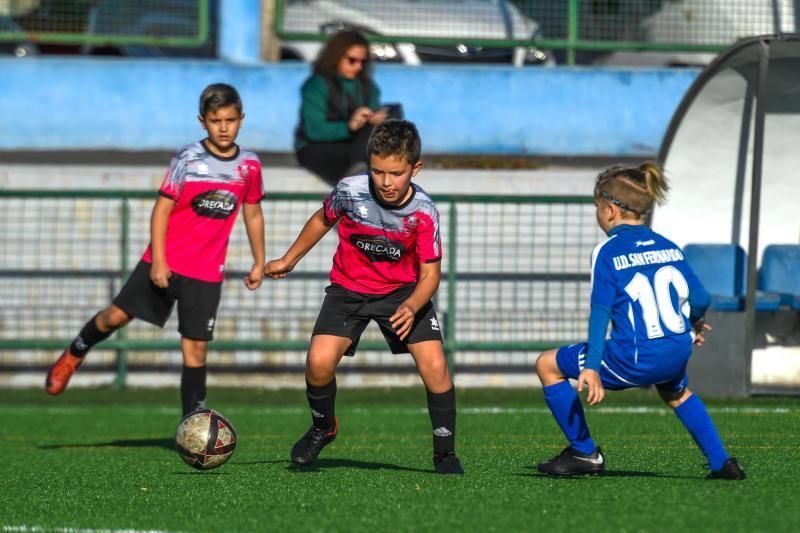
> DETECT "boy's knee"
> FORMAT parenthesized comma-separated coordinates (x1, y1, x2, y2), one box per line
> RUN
(429, 362, 451, 387)
(419, 358, 451, 393)
(306, 351, 337, 383)
(535, 349, 557, 376)
(659, 387, 692, 408)
(99, 306, 131, 330)
(535, 349, 567, 386)
(181, 338, 208, 366)
(422, 355, 448, 378)
(411, 344, 450, 379)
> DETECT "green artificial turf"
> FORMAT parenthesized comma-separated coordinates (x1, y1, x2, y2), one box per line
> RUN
(1, 387, 798, 532)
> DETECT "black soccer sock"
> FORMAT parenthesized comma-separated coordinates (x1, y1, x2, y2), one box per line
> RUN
(181, 366, 207, 416)
(69, 313, 114, 357)
(306, 378, 337, 431)
(427, 387, 457, 455)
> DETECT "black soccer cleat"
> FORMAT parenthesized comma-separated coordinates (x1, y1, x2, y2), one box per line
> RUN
(537, 446, 605, 476)
(433, 452, 464, 475)
(706, 457, 746, 480)
(291, 417, 338, 466)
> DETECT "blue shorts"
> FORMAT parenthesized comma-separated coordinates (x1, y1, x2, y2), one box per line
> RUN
(555, 342, 689, 393)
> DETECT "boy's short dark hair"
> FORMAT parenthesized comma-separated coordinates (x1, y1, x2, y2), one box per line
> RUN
(199, 83, 242, 117)
(367, 119, 421, 165)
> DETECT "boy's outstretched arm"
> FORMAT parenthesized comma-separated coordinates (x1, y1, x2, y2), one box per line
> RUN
(688, 284, 712, 346)
(242, 202, 265, 290)
(579, 303, 610, 405)
(390, 260, 441, 340)
(265, 208, 335, 279)
(150, 195, 176, 288)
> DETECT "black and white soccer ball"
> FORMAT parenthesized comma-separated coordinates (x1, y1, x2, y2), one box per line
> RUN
(175, 408, 237, 470)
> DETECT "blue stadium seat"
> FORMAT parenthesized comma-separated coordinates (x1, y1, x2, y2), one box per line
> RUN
(683, 243, 780, 312)
(759, 244, 800, 310)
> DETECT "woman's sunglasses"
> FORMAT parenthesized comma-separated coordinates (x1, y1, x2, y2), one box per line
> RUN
(346, 55, 367, 66)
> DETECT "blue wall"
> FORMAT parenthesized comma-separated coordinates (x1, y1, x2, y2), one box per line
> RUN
(0, 58, 697, 156)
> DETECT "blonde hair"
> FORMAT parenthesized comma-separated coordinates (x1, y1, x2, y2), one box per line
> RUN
(594, 161, 669, 217)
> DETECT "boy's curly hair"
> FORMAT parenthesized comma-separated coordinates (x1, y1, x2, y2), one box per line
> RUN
(367, 119, 421, 165)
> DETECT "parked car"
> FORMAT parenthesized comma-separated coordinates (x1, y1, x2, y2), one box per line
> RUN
(595, 0, 797, 67)
(1, 0, 216, 58)
(86, 0, 217, 58)
(280, 0, 552, 66)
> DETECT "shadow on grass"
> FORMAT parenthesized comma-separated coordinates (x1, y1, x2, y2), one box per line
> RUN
(172, 471, 231, 476)
(229, 459, 291, 466)
(516, 467, 695, 480)
(287, 457, 432, 474)
(39, 438, 175, 451)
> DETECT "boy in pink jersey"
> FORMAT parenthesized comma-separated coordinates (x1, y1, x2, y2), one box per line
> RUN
(46, 84, 266, 416)
(265, 119, 462, 474)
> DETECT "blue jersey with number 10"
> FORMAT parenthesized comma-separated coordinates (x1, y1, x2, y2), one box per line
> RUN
(591, 224, 705, 372)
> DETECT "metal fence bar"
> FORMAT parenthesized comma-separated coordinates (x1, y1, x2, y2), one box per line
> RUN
(275, 0, 787, 57)
(444, 200, 458, 372)
(0, 189, 600, 383)
(0, 0, 210, 47)
(567, 0, 579, 65)
(0, 189, 595, 204)
(116, 198, 130, 388)
(0, 1, 786, 58)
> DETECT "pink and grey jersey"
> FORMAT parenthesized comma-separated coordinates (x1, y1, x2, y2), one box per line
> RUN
(142, 141, 264, 283)
(323, 174, 442, 295)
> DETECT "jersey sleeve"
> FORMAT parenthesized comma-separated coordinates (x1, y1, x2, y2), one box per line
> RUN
(322, 183, 345, 222)
(682, 260, 710, 324)
(416, 205, 442, 263)
(586, 304, 612, 371)
(158, 150, 188, 200)
(589, 241, 617, 308)
(243, 156, 265, 203)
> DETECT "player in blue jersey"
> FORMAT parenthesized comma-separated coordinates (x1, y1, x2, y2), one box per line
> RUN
(535, 162, 745, 480)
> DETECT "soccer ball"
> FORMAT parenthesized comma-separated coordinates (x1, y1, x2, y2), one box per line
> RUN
(175, 408, 237, 470)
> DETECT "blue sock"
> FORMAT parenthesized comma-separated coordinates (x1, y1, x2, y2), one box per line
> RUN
(674, 394, 729, 471)
(543, 380, 596, 455)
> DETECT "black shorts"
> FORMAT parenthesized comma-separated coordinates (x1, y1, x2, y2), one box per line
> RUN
(312, 283, 443, 356)
(113, 260, 222, 341)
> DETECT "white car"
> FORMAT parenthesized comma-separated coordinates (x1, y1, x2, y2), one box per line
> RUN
(279, 0, 552, 66)
(597, 0, 796, 67)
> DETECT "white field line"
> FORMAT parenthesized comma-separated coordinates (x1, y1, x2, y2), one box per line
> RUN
(0, 405, 795, 416)
(2, 526, 185, 533)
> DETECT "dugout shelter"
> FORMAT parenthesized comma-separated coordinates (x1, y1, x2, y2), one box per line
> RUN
(652, 34, 800, 397)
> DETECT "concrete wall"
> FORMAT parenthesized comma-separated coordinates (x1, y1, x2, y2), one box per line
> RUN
(0, 58, 698, 156)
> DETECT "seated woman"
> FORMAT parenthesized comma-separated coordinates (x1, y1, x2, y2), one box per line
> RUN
(294, 30, 392, 187)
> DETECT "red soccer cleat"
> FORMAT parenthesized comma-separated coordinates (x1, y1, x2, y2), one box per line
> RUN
(45, 349, 84, 395)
